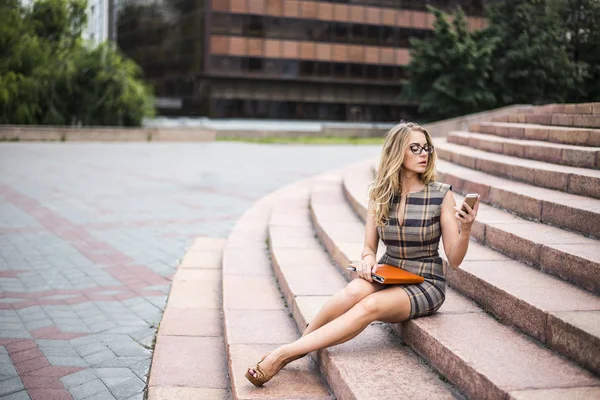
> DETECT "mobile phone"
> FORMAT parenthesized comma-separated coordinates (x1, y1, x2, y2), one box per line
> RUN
(461, 193, 479, 213)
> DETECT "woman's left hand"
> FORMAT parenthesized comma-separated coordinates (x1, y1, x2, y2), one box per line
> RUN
(453, 198, 479, 233)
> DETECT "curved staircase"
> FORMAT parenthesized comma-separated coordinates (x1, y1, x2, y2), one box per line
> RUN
(154, 102, 600, 400)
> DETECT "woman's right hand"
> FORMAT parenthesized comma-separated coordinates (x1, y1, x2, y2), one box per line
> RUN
(356, 255, 377, 282)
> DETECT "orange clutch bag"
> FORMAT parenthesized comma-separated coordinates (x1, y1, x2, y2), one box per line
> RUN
(347, 263, 425, 284)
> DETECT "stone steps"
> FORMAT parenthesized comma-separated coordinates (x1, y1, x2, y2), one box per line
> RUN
(148, 237, 230, 400)
(471, 121, 600, 146)
(344, 163, 600, 294)
(492, 113, 600, 128)
(447, 131, 600, 169)
(311, 170, 600, 399)
(268, 172, 463, 400)
(534, 103, 600, 115)
(434, 138, 600, 199)
(342, 163, 600, 375)
(425, 158, 600, 238)
(221, 181, 333, 400)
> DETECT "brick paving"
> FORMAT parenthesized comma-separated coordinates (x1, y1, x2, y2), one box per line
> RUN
(0, 141, 380, 400)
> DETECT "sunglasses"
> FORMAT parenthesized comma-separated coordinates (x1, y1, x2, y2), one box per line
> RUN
(409, 144, 434, 155)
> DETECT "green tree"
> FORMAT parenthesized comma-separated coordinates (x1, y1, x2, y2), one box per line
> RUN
(68, 44, 155, 126)
(485, 0, 577, 105)
(404, 6, 498, 121)
(549, 0, 600, 101)
(0, 0, 47, 123)
(0, 0, 154, 126)
(30, 0, 86, 47)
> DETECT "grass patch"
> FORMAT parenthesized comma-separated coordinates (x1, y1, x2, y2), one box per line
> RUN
(216, 135, 386, 145)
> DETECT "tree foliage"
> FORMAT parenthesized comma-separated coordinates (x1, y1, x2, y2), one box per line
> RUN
(485, 0, 576, 105)
(404, 0, 600, 120)
(550, 0, 600, 102)
(404, 6, 498, 120)
(0, 0, 154, 126)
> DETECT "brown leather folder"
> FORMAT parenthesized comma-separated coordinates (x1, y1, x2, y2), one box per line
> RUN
(347, 263, 425, 284)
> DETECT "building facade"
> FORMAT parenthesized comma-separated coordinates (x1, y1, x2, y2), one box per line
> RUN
(117, 0, 487, 121)
(20, 0, 115, 44)
(83, 0, 114, 43)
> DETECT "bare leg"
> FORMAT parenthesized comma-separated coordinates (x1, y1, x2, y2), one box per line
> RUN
(248, 286, 411, 383)
(302, 278, 384, 337)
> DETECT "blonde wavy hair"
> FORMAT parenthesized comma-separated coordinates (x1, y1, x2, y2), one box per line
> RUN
(368, 122, 437, 227)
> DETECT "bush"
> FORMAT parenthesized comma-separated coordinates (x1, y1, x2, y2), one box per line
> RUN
(0, 0, 154, 126)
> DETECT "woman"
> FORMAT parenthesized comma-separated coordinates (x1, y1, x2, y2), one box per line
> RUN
(246, 122, 479, 386)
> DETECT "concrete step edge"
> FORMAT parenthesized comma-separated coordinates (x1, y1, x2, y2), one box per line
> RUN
(489, 112, 600, 128)
(435, 138, 600, 200)
(472, 120, 600, 146)
(447, 131, 600, 170)
(267, 172, 467, 400)
(345, 160, 600, 293)
(311, 170, 600, 397)
(221, 179, 334, 400)
(148, 237, 231, 400)
(363, 158, 600, 240)
(433, 158, 600, 238)
(531, 103, 600, 115)
(342, 162, 600, 375)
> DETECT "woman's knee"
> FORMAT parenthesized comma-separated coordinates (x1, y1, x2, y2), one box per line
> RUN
(358, 295, 382, 317)
(339, 278, 375, 304)
(356, 288, 411, 323)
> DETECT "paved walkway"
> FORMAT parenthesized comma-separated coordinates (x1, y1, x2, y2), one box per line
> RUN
(0, 142, 380, 400)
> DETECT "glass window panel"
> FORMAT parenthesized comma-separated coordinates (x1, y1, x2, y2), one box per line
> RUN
(244, 15, 265, 36)
(248, 57, 264, 72)
(282, 60, 299, 77)
(283, 20, 306, 40)
(299, 61, 315, 77)
(313, 21, 329, 41)
(350, 24, 363, 41)
(381, 26, 394, 45)
(365, 25, 379, 45)
(316, 62, 331, 77)
(365, 64, 379, 80)
(265, 17, 285, 38)
(381, 65, 393, 80)
(349, 63, 364, 79)
(332, 63, 347, 78)
(229, 15, 244, 35)
(333, 22, 348, 42)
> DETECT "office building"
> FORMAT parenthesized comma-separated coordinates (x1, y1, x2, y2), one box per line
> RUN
(117, 1, 487, 121)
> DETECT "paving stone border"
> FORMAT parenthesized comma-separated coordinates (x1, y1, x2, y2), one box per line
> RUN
(147, 237, 230, 400)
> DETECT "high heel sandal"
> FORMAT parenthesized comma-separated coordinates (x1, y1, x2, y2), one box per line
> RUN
(245, 353, 308, 387)
(245, 355, 270, 387)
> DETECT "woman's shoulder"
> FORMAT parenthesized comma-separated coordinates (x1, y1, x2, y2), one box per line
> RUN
(427, 181, 453, 196)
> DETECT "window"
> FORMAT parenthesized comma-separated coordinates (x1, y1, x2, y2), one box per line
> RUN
(366, 25, 380, 45)
(266, 17, 285, 38)
(244, 15, 265, 36)
(349, 64, 364, 79)
(299, 61, 315, 77)
(333, 23, 349, 42)
(350, 24, 363, 41)
(282, 60, 299, 77)
(316, 62, 331, 77)
(365, 65, 380, 80)
(248, 57, 264, 72)
(382, 66, 394, 80)
(332, 63, 347, 78)
(211, 14, 231, 34)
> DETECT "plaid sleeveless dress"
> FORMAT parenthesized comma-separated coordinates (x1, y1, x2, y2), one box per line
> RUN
(376, 181, 452, 319)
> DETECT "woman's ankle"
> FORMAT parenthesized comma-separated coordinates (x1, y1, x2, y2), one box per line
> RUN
(274, 345, 298, 365)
